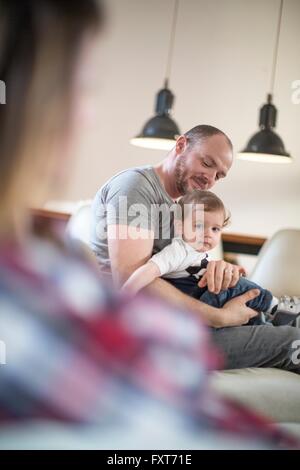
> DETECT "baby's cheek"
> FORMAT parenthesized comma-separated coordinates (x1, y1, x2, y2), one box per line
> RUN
(213, 234, 222, 247)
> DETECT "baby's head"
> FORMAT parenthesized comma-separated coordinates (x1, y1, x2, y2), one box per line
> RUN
(177, 190, 230, 252)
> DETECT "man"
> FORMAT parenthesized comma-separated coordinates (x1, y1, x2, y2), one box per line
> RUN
(90, 124, 300, 373)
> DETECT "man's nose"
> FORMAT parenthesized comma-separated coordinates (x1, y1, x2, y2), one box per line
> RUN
(206, 170, 217, 187)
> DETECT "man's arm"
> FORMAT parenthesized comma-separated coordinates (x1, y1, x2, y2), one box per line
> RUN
(107, 224, 155, 286)
(145, 277, 259, 328)
(108, 225, 259, 328)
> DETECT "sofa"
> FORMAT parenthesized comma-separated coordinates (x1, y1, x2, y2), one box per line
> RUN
(211, 368, 300, 438)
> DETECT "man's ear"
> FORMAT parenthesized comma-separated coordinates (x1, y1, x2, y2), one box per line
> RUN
(175, 135, 187, 155)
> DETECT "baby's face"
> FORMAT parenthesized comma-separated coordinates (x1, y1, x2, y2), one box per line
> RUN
(183, 209, 224, 252)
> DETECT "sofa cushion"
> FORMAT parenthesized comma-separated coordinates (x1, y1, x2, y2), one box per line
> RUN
(210, 367, 300, 423)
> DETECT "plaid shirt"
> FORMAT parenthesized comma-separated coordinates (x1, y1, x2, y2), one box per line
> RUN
(0, 234, 298, 448)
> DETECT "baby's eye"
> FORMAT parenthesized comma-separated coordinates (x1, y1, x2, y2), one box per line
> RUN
(212, 227, 221, 233)
(195, 223, 204, 230)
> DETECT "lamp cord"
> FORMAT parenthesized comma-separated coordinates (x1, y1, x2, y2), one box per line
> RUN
(164, 0, 179, 88)
(270, 0, 284, 96)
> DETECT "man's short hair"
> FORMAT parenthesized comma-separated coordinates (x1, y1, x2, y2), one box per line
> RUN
(184, 125, 233, 151)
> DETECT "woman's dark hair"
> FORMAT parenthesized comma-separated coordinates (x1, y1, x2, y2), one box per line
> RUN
(0, 0, 104, 235)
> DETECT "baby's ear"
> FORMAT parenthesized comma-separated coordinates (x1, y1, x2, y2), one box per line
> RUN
(174, 219, 183, 236)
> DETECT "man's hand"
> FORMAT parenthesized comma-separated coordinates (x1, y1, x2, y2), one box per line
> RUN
(198, 260, 246, 294)
(220, 289, 260, 327)
(145, 279, 259, 328)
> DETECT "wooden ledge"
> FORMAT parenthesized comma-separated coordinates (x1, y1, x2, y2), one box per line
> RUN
(30, 208, 267, 255)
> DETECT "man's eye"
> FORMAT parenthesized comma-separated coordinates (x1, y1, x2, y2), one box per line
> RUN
(203, 161, 211, 167)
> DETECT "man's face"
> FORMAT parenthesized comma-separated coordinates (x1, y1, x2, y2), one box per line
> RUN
(174, 134, 233, 196)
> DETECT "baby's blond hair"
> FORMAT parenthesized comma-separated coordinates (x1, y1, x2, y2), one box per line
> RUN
(177, 190, 231, 227)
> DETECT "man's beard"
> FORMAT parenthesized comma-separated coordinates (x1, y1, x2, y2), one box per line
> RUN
(174, 155, 189, 195)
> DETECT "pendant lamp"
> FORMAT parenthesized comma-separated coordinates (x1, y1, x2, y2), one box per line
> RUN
(238, 0, 292, 163)
(130, 0, 181, 150)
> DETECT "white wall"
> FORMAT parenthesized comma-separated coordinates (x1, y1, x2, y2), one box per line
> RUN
(63, 0, 300, 238)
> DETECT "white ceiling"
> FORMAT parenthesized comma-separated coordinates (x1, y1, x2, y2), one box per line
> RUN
(64, 0, 300, 238)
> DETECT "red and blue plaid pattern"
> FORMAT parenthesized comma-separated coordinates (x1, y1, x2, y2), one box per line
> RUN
(0, 235, 298, 448)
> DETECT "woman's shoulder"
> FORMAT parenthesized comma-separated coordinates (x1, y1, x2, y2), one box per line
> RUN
(0, 233, 113, 316)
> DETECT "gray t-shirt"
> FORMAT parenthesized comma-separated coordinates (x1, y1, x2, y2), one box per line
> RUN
(90, 165, 175, 274)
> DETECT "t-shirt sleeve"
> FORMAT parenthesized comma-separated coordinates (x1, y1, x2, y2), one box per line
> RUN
(104, 170, 156, 232)
(150, 239, 186, 276)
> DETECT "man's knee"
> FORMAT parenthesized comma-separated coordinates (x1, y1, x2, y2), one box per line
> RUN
(280, 325, 300, 343)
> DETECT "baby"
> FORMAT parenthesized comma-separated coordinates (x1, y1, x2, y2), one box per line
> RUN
(122, 190, 300, 326)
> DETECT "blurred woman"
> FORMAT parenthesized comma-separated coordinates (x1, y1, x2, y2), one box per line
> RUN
(0, 0, 296, 449)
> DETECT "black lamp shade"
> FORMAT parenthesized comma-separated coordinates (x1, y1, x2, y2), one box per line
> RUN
(138, 114, 180, 140)
(131, 86, 181, 150)
(239, 94, 291, 163)
(242, 129, 290, 157)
